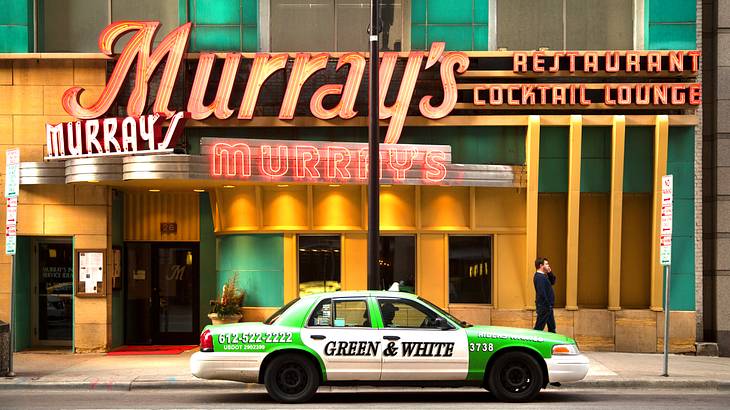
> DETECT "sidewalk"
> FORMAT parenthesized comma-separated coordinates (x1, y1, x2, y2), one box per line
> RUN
(1, 350, 729, 391)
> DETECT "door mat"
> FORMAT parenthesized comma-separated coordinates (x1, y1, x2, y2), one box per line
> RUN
(107, 345, 198, 356)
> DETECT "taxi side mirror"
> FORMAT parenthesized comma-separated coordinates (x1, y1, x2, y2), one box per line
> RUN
(434, 317, 451, 330)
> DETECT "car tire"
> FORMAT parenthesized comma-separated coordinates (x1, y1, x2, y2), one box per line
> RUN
(264, 353, 320, 403)
(487, 351, 544, 403)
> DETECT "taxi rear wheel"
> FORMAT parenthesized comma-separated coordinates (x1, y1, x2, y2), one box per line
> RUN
(486, 351, 543, 402)
(264, 353, 319, 403)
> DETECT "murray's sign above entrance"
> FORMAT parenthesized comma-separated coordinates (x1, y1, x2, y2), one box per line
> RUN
(201, 138, 520, 187)
(45, 21, 702, 161)
(45, 112, 187, 160)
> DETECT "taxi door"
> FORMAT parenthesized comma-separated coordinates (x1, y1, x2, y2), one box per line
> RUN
(300, 297, 382, 381)
(375, 297, 469, 381)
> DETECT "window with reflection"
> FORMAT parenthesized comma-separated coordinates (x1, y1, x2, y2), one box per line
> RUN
(448, 236, 492, 304)
(378, 236, 415, 292)
(298, 236, 341, 297)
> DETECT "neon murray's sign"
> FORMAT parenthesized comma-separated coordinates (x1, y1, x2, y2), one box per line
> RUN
(46, 21, 702, 160)
(202, 138, 451, 185)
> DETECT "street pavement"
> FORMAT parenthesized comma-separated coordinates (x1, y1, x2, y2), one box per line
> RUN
(0, 388, 728, 409)
(0, 349, 729, 408)
(2, 350, 729, 391)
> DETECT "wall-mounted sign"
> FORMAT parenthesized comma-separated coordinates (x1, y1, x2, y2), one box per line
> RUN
(160, 222, 178, 234)
(660, 175, 673, 265)
(5, 148, 19, 255)
(45, 112, 187, 160)
(202, 137, 521, 187)
(76, 249, 105, 297)
(46, 21, 701, 158)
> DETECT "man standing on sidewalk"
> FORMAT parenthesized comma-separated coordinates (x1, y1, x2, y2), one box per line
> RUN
(533, 257, 556, 333)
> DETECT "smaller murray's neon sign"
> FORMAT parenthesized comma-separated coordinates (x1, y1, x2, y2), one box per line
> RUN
(202, 138, 449, 185)
(45, 112, 187, 160)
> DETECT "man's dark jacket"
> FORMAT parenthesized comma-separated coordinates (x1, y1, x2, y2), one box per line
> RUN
(534, 271, 556, 308)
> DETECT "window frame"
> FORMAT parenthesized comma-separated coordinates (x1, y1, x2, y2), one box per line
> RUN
(306, 296, 374, 329)
(447, 234, 494, 306)
(297, 234, 342, 298)
(263, 0, 409, 52)
(491, 0, 644, 51)
(378, 234, 417, 292)
(375, 296, 456, 331)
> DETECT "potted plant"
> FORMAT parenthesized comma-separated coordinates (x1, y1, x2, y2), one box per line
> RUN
(208, 273, 245, 325)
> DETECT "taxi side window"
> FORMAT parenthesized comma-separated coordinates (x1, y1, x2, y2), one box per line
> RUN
(377, 298, 446, 329)
(308, 298, 371, 327)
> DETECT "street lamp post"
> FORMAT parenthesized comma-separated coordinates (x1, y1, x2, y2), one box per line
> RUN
(367, 0, 380, 290)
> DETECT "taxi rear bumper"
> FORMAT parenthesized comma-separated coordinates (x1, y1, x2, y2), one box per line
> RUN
(545, 353, 590, 383)
(190, 351, 265, 383)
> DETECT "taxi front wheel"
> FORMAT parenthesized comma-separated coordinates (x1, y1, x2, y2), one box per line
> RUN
(264, 353, 320, 403)
(486, 351, 544, 402)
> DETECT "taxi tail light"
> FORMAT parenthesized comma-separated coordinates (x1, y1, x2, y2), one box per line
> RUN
(200, 329, 214, 352)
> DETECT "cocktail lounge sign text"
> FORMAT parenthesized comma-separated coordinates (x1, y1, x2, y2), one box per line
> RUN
(46, 21, 702, 160)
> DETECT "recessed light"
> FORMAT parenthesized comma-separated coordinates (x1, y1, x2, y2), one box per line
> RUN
(148, 189, 160, 192)
(381, 184, 392, 188)
(223, 185, 235, 189)
(193, 189, 205, 193)
(277, 184, 289, 188)
(87, 180, 99, 183)
(329, 184, 340, 187)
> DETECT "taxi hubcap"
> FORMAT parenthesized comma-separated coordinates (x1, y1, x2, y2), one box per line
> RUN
(277, 363, 306, 394)
(501, 362, 531, 393)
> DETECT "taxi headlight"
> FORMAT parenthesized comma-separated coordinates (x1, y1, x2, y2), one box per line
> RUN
(552, 344, 580, 355)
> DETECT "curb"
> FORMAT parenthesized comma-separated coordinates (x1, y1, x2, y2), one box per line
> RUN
(0, 379, 728, 392)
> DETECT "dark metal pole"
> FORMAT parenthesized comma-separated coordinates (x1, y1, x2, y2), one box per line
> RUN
(367, 0, 380, 290)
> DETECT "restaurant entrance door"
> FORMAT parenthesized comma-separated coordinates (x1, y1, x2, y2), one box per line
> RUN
(124, 243, 199, 345)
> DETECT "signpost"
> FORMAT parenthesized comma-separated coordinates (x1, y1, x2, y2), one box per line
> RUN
(660, 175, 673, 377)
(4, 148, 19, 377)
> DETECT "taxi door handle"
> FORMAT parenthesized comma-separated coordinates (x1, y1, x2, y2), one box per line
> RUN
(383, 335, 400, 341)
(311, 335, 326, 340)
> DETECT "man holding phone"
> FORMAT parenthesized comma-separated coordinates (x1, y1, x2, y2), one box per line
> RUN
(533, 257, 556, 333)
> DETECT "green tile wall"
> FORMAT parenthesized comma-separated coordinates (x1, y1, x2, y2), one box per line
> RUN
(645, 0, 696, 50)
(411, 0, 489, 50)
(217, 234, 284, 307)
(12, 237, 31, 351)
(538, 127, 569, 193)
(400, 126, 526, 165)
(0, 0, 33, 52)
(186, 0, 258, 51)
(580, 127, 612, 193)
(623, 127, 653, 193)
(666, 126, 695, 311)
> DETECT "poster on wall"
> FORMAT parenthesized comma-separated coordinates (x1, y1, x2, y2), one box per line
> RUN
(76, 249, 105, 297)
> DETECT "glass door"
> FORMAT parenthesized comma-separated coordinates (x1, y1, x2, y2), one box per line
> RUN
(33, 239, 73, 346)
(155, 245, 199, 344)
(124, 242, 199, 345)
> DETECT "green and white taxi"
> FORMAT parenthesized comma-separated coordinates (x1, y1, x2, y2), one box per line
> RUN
(190, 291, 589, 403)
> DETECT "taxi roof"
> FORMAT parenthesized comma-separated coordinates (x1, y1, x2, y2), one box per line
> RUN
(298, 290, 421, 300)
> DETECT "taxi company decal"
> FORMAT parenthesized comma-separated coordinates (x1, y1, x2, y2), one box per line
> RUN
(477, 331, 544, 343)
(323, 341, 455, 357)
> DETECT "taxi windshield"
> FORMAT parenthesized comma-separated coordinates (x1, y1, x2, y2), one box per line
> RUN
(418, 297, 473, 328)
(264, 298, 300, 325)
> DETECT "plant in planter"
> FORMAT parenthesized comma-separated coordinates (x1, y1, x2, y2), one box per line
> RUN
(209, 273, 245, 325)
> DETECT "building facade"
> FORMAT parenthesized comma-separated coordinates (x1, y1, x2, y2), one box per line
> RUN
(0, 0, 702, 353)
